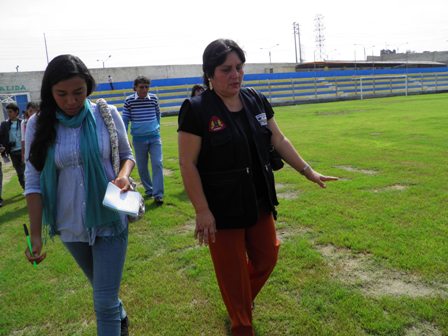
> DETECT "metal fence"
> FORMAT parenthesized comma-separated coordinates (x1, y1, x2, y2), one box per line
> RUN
(90, 67, 448, 114)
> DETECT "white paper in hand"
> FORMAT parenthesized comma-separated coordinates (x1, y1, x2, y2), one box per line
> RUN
(102, 182, 142, 217)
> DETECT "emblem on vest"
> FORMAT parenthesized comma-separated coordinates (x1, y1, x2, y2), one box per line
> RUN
(209, 116, 226, 132)
(255, 113, 268, 126)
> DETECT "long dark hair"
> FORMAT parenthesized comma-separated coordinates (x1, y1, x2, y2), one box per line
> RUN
(202, 39, 246, 89)
(29, 54, 96, 171)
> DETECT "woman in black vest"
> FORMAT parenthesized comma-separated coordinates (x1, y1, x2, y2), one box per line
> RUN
(178, 39, 338, 336)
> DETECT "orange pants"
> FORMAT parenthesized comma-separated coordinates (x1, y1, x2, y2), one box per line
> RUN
(209, 211, 280, 336)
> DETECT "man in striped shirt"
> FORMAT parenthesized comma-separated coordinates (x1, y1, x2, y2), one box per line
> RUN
(122, 76, 164, 205)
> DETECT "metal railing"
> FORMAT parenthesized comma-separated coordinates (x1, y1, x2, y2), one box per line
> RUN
(89, 69, 448, 114)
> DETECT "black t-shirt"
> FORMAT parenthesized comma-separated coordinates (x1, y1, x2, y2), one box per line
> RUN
(178, 102, 274, 210)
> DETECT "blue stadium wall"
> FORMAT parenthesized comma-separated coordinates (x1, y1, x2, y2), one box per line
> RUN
(91, 67, 448, 115)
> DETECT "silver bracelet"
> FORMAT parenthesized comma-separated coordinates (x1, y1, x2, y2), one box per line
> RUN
(299, 164, 310, 175)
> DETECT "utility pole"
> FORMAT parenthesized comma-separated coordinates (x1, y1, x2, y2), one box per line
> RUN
(260, 44, 279, 65)
(293, 22, 303, 63)
(43, 33, 49, 65)
(293, 22, 298, 63)
(314, 14, 325, 61)
(97, 55, 112, 68)
(298, 24, 303, 63)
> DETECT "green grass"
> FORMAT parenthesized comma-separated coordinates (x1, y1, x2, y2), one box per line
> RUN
(1, 93, 447, 335)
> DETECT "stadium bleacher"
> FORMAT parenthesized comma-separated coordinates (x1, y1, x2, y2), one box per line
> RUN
(89, 68, 448, 115)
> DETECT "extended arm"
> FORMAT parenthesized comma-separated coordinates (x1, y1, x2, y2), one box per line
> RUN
(268, 117, 338, 188)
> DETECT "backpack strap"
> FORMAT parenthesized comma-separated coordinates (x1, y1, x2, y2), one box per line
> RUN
(96, 98, 120, 176)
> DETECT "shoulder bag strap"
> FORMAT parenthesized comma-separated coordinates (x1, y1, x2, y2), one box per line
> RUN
(96, 98, 120, 176)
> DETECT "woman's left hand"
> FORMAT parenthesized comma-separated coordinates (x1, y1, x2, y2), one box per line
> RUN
(112, 176, 132, 192)
(303, 168, 338, 188)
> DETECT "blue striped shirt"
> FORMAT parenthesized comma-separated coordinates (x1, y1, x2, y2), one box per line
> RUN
(122, 92, 160, 140)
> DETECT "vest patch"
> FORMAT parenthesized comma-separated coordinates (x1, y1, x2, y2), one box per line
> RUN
(255, 113, 268, 126)
(209, 116, 226, 132)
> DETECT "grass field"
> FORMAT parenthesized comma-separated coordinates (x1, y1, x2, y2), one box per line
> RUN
(1, 93, 447, 336)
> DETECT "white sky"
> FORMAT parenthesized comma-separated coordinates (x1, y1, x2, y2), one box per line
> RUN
(1, 0, 447, 73)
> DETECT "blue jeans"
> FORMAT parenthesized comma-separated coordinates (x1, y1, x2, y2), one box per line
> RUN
(133, 136, 164, 198)
(64, 233, 128, 336)
(0, 160, 3, 198)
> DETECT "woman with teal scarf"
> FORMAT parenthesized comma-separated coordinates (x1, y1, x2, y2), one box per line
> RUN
(24, 55, 135, 336)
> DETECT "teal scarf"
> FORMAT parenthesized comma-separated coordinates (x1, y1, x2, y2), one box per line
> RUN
(40, 100, 121, 237)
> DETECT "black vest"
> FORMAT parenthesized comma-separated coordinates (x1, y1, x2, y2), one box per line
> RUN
(182, 88, 278, 229)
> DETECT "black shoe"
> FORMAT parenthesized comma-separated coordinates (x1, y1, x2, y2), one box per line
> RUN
(154, 197, 164, 206)
(121, 316, 129, 336)
(0, 198, 3, 207)
(144, 194, 153, 200)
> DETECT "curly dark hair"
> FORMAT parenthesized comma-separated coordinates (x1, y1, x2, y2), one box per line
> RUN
(29, 54, 96, 171)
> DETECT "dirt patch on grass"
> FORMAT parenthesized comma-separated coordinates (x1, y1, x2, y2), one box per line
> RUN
(163, 168, 174, 176)
(276, 221, 313, 242)
(275, 183, 300, 200)
(277, 191, 300, 199)
(316, 244, 448, 298)
(334, 165, 378, 175)
(1, 161, 14, 184)
(373, 184, 408, 193)
(404, 322, 442, 336)
(176, 220, 196, 235)
(276, 183, 287, 190)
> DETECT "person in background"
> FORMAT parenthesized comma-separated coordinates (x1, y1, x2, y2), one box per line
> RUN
(178, 39, 338, 336)
(190, 84, 205, 97)
(122, 76, 164, 205)
(0, 143, 5, 207)
(21, 101, 39, 161)
(0, 102, 25, 190)
(108, 75, 115, 90)
(24, 54, 135, 336)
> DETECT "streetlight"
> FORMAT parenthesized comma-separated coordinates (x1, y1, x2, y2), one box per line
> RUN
(370, 45, 375, 67)
(396, 42, 409, 54)
(354, 43, 367, 72)
(260, 44, 279, 64)
(354, 44, 366, 60)
(97, 54, 112, 68)
(370, 45, 376, 94)
(313, 50, 318, 98)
